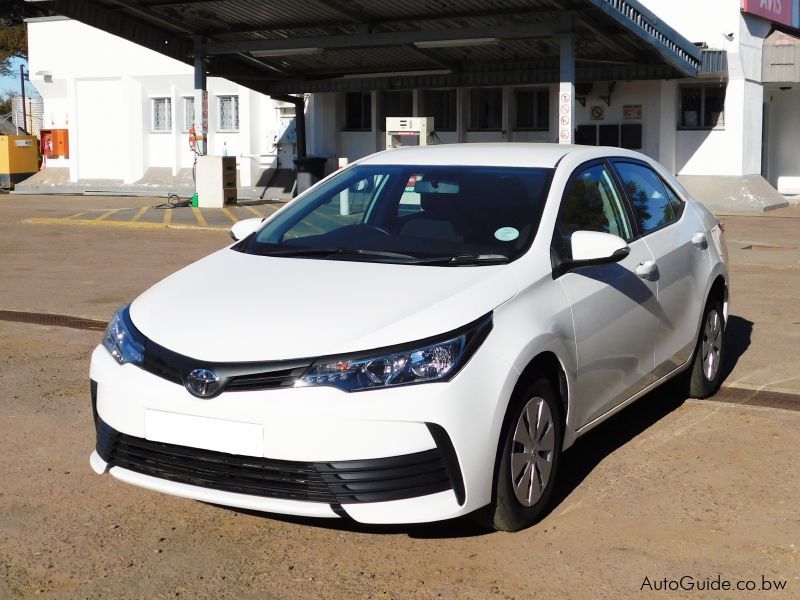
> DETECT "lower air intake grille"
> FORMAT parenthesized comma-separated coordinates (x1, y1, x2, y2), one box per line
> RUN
(95, 417, 456, 504)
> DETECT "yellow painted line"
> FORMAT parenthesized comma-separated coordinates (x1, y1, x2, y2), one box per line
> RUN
(192, 207, 207, 227)
(162, 209, 172, 227)
(168, 223, 227, 231)
(22, 217, 228, 232)
(24, 217, 165, 230)
(130, 206, 149, 222)
(221, 206, 238, 224)
(244, 206, 265, 218)
(301, 220, 326, 234)
(95, 208, 122, 221)
(65, 212, 86, 219)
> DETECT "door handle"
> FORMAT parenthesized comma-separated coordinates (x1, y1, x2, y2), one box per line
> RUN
(692, 232, 707, 248)
(635, 259, 657, 278)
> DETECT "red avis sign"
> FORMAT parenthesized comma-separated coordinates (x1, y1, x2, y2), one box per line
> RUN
(742, 0, 795, 27)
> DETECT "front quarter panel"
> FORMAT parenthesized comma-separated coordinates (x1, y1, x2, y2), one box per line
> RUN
(495, 260, 579, 448)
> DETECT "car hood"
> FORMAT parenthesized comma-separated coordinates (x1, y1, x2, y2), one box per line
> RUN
(129, 248, 519, 362)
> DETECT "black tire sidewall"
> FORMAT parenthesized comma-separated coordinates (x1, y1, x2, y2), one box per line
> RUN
(492, 376, 563, 531)
(689, 299, 725, 398)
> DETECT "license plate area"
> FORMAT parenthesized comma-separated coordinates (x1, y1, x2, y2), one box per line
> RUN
(144, 410, 263, 456)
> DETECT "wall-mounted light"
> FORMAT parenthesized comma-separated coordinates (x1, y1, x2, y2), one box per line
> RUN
(251, 47, 323, 57)
(340, 69, 451, 79)
(413, 37, 499, 49)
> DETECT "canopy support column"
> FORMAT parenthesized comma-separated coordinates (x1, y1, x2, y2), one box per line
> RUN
(558, 15, 576, 145)
(194, 35, 208, 156)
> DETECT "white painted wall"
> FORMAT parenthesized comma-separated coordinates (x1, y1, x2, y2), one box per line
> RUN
(642, 1, 771, 177)
(27, 17, 286, 185)
(765, 87, 800, 192)
(317, 81, 660, 162)
(75, 78, 123, 179)
(638, 0, 741, 48)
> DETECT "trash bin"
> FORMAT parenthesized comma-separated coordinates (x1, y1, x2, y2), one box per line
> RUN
(294, 156, 328, 195)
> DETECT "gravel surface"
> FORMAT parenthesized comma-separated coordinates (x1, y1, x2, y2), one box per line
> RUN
(1, 197, 798, 598)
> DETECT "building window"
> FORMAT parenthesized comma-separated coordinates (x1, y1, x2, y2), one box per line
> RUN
(344, 92, 372, 131)
(575, 123, 642, 149)
(183, 97, 195, 132)
(421, 89, 456, 131)
(468, 88, 502, 131)
(679, 84, 725, 129)
(514, 89, 549, 131)
(151, 98, 171, 132)
(218, 95, 239, 131)
(379, 91, 413, 131)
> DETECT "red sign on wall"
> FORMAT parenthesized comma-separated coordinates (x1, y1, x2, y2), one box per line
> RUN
(742, 0, 796, 27)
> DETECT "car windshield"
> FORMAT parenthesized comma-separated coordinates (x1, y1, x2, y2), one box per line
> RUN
(236, 164, 554, 265)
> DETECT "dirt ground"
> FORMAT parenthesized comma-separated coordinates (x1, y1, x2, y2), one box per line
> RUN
(1, 196, 799, 599)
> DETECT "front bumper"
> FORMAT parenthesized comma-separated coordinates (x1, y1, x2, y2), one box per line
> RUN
(89, 338, 516, 524)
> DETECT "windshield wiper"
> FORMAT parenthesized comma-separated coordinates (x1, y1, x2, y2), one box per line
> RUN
(410, 253, 510, 265)
(259, 247, 421, 262)
(255, 246, 508, 265)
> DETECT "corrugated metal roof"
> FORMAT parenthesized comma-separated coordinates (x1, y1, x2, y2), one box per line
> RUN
(700, 50, 728, 75)
(49, 0, 702, 94)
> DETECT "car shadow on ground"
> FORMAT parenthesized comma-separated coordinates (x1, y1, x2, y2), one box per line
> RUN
(218, 316, 754, 539)
(719, 315, 753, 382)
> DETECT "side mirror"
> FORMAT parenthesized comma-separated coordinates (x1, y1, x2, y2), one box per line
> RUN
(229, 217, 265, 241)
(571, 230, 630, 263)
(554, 230, 630, 277)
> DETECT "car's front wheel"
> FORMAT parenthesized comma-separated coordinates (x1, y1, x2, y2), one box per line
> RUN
(477, 375, 563, 532)
(687, 299, 726, 398)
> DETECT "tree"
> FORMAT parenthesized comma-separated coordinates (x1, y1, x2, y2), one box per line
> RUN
(0, 0, 50, 77)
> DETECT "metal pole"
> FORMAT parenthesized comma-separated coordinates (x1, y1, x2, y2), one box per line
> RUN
(558, 14, 575, 145)
(20, 64, 28, 135)
(194, 35, 207, 155)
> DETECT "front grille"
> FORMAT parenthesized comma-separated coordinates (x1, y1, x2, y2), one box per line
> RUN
(226, 366, 308, 391)
(95, 416, 458, 504)
(140, 339, 310, 394)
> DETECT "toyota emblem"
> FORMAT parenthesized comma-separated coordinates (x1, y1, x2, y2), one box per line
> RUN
(186, 368, 220, 398)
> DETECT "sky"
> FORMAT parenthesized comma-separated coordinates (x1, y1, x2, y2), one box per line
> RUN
(0, 57, 39, 98)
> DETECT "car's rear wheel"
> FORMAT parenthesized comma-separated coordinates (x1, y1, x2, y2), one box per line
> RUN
(687, 299, 725, 399)
(476, 375, 563, 532)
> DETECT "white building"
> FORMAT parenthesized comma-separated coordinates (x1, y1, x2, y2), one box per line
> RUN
(24, 1, 800, 205)
(305, 0, 800, 203)
(27, 17, 298, 193)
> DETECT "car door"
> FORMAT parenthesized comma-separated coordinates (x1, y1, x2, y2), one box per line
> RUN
(611, 160, 710, 379)
(552, 161, 658, 429)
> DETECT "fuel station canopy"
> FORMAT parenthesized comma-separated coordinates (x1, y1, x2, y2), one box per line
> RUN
(42, 0, 702, 95)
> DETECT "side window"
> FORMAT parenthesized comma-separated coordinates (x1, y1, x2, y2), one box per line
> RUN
(614, 162, 676, 235)
(554, 164, 633, 260)
(661, 179, 685, 219)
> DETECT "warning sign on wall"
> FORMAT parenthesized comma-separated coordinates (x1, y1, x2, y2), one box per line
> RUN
(590, 105, 605, 121)
(623, 104, 643, 120)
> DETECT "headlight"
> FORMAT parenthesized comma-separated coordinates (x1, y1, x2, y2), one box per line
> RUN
(102, 304, 145, 366)
(298, 313, 492, 392)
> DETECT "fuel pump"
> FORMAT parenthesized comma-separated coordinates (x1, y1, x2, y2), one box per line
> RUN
(386, 117, 435, 148)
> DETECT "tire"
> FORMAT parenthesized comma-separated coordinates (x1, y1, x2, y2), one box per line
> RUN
(475, 375, 563, 532)
(687, 299, 725, 399)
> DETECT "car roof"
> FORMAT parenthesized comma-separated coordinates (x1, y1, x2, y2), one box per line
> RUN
(357, 143, 643, 169)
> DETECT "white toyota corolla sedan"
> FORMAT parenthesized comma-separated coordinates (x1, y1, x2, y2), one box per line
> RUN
(90, 143, 728, 531)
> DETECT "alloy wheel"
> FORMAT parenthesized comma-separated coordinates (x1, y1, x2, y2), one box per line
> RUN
(701, 309, 723, 382)
(510, 396, 556, 507)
